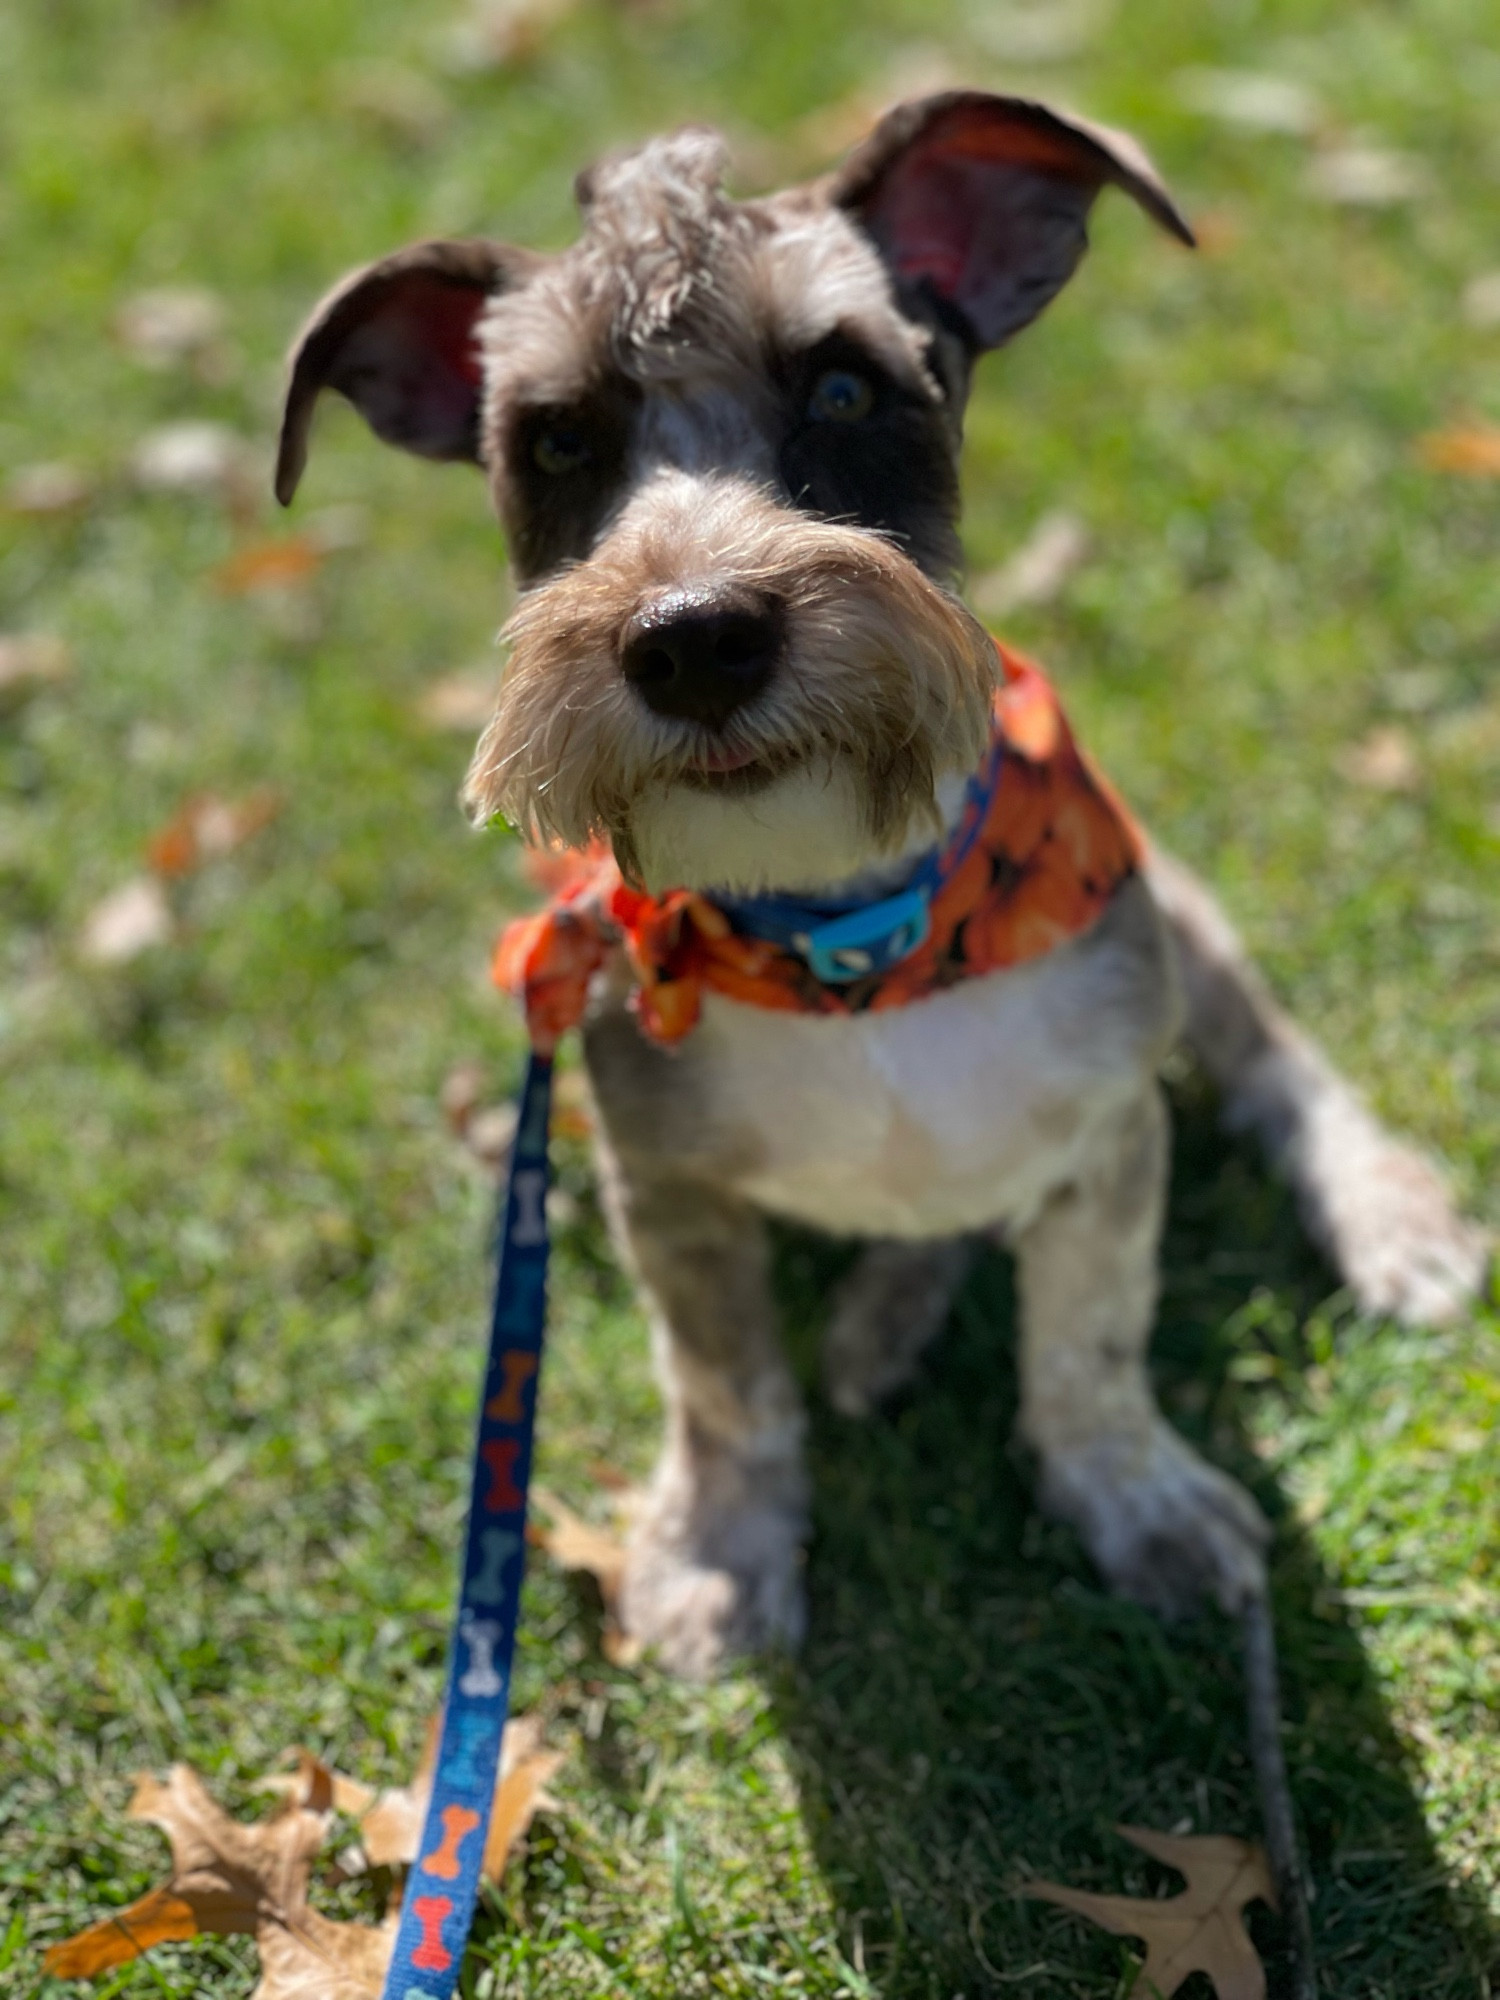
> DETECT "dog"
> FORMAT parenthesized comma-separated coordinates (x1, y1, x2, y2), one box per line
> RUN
(277, 93, 1489, 1679)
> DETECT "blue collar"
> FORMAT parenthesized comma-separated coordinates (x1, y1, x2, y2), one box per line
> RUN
(712, 732, 1005, 985)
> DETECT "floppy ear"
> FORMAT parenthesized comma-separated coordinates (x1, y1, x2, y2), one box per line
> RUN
(275, 238, 539, 505)
(832, 92, 1193, 352)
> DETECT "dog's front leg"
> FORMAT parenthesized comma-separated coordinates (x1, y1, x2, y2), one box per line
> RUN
(1015, 1084, 1270, 1619)
(595, 1142, 808, 1678)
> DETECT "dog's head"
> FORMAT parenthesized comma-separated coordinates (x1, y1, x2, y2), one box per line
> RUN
(278, 94, 1189, 893)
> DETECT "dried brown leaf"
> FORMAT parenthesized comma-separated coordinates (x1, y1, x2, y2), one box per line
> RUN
(43, 1762, 396, 1998)
(146, 787, 282, 876)
(5, 462, 95, 516)
(335, 61, 452, 146)
(1462, 273, 1500, 330)
(1417, 423, 1500, 476)
(1336, 725, 1420, 792)
(1025, 1825, 1275, 2000)
(115, 287, 226, 368)
(529, 1489, 627, 1597)
(43, 1886, 201, 1978)
(1307, 144, 1429, 207)
(214, 537, 325, 595)
(131, 421, 253, 500)
(351, 1713, 560, 1882)
(1174, 67, 1323, 135)
(530, 1488, 641, 1665)
(439, 0, 584, 73)
(252, 1750, 375, 1822)
(0, 633, 72, 712)
(79, 875, 174, 964)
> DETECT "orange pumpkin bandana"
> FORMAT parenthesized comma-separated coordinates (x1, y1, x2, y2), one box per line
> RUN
(492, 642, 1142, 1054)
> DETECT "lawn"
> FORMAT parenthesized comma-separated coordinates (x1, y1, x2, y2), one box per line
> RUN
(1, 0, 1497, 1995)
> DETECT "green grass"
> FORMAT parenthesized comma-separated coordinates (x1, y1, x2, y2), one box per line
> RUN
(2, 0, 1498, 1994)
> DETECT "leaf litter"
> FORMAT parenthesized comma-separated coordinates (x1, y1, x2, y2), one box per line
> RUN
(43, 1759, 396, 1997)
(45, 1718, 562, 1993)
(115, 286, 233, 383)
(0, 633, 72, 713)
(146, 788, 283, 876)
(45, 1468, 1279, 1997)
(1417, 423, 1500, 476)
(79, 787, 283, 964)
(529, 1485, 639, 1665)
(1025, 1825, 1275, 2000)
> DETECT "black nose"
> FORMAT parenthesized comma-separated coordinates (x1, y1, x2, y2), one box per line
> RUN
(620, 592, 782, 730)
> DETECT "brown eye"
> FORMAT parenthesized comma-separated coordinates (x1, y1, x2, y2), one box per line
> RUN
(808, 369, 874, 422)
(533, 426, 592, 474)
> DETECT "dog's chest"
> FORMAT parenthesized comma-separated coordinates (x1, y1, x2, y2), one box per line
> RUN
(664, 877, 1178, 1239)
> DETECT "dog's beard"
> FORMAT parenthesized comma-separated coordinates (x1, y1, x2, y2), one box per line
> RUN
(627, 758, 875, 893)
(463, 473, 998, 892)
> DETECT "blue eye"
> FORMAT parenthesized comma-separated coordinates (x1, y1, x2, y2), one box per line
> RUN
(808, 368, 874, 423)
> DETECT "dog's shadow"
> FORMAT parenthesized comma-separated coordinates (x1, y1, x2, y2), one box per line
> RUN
(764, 1074, 1494, 1999)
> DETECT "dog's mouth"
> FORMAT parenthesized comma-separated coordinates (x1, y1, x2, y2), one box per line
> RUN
(669, 733, 798, 797)
(679, 759, 783, 799)
(692, 741, 762, 775)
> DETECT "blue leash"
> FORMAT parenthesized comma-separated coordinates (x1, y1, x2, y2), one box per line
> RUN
(376, 743, 1009, 1991)
(379, 1051, 553, 2000)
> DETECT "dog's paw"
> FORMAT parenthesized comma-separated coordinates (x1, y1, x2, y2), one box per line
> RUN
(1040, 1423, 1269, 1619)
(823, 1238, 973, 1417)
(1297, 1106, 1490, 1326)
(620, 1488, 806, 1679)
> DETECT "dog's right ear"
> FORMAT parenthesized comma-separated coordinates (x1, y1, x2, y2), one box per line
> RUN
(275, 238, 538, 505)
(831, 92, 1193, 353)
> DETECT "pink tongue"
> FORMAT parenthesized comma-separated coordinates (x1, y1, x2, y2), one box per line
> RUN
(698, 743, 758, 774)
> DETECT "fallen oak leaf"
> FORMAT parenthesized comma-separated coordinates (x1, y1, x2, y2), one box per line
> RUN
(78, 874, 174, 964)
(5, 462, 96, 517)
(214, 536, 325, 595)
(115, 287, 227, 371)
(1173, 67, 1323, 136)
(1416, 423, 1500, 476)
(482, 1717, 565, 1883)
(1336, 724, 1420, 792)
(131, 421, 254, 501)
(344, 1712, 562, 1882)
(529, 1487, 640, 1665)
(1025, 1825, 1275, 2000)
(530, 1489, 627, 1585)
(1462, 272, 1500, 329)
(253, 1748, 377, 1823)
(1306, 143, 1430, 207)
(146, 786, 282, 876)
(0, 633, 72, 713)
(439, 0, 586, 73)
(43, 1760, 396, 1998)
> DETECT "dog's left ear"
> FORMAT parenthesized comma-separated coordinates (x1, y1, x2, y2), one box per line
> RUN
(275, 238, 539, 505)
(832, 91, 1193, 351)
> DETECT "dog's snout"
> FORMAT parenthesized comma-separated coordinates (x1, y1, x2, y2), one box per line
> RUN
(621, 591, 782, 730)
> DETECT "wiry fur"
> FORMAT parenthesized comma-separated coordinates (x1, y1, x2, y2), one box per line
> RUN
(279, 98, 1491, 1682)
(464, 472, 997, 888)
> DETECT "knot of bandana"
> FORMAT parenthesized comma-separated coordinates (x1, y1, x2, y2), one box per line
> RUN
(491, 643, 1142, 1054)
